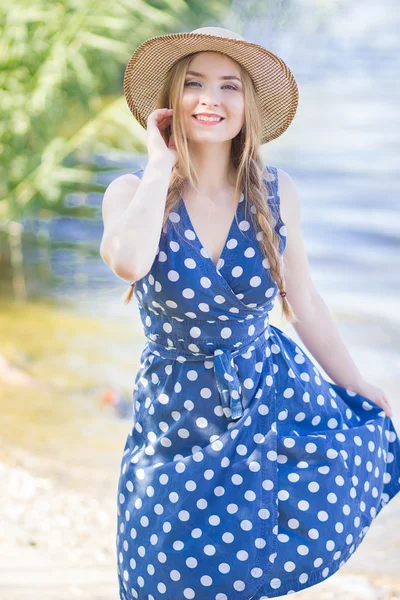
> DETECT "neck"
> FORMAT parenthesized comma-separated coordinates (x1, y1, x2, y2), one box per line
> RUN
(188, 140, 236, 193)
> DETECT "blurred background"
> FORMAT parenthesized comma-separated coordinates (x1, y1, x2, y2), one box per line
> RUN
(0, 0, 399, 598)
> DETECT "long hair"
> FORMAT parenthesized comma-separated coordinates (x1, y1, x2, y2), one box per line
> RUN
(124, 51, 297, 324)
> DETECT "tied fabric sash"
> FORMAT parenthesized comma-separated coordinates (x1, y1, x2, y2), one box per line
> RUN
(213, 348, 243, 420)
(144, 317, 272, 422)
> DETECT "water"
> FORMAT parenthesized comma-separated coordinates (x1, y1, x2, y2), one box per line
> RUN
(12, 1, 399, 310)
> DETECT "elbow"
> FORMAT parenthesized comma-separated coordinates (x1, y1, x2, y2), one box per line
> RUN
(100, 238, 140, 283)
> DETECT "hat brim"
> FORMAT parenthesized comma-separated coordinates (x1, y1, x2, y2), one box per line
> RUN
(124, 32, 298, 145)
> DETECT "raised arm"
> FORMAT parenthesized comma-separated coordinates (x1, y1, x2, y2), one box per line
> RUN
(100, 159, 174, 282)
(100, 107, 178, 283)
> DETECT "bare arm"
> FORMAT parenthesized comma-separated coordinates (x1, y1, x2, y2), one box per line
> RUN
(100, 158, 175, 282)
(276, 168, 365, 390)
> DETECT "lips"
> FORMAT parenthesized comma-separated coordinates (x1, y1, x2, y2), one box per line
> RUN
(192, 115, 225, 124)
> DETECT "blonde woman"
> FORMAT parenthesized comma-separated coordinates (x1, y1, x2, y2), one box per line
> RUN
(100, 27, 400, 600)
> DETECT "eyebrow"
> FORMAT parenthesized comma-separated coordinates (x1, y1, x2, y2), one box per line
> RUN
(185, 70, 242, 82)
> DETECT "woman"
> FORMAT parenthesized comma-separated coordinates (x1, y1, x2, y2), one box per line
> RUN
(100, 27, 400, 600)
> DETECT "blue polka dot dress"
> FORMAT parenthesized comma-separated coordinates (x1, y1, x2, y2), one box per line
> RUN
(116, 165, 400, 600)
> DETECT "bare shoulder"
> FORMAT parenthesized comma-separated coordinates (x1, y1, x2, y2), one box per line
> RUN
(276, 168, 301, 226)
(104, 172, 141, 195)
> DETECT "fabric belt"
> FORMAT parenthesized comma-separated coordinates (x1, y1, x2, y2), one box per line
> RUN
(145, 324, 271, 422)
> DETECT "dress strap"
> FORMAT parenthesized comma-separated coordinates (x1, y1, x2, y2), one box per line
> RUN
(263, 164, 279, 202)
(262, 165, 286, 259)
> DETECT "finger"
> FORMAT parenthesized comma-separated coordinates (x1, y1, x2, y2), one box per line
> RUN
(374, 399, 388, 416)
(154, 108, 173, 121)
(152, 112, 172, 127)
(157, 113, 172, 124)
(385, 405, 393, 418)
(381, 398, 393, 418)
(158, 118, 173, 132)
(384, 401, 393, 416)
(156, 111, 172, 122)
(147, 118, 170, 135)
(157, 120, 171, 130)
(381, 393, 393, 411)
(147, 109, 170, 126)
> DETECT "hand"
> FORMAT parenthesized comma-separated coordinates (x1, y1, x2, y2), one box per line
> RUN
(349, 379, 393, 418)
(146, 108, 177, 167)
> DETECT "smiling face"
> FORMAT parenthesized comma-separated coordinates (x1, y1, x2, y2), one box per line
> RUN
(181, 51, 245, 144)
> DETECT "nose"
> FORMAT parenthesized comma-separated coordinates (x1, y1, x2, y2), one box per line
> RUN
(199, 86, 221, 107)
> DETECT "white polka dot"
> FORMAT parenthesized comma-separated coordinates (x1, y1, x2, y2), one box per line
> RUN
(185, 229, 196, 240)
(239, 220, 250, 231)
(221, 327, 232, 339)
(168, 270, 179, 281)
(200, 575, 212, 586)
(232, 266, 243, 277)
(250, 276, 262, 287)
(244, 247, 256, 258)
(244, 378, 254, 389)
(288, 519, 299, 529)
(184, 258, 196, 269)
(169, 211, 180, 222)
(200, 277, 212, 287)
(278, 490, 290, 501)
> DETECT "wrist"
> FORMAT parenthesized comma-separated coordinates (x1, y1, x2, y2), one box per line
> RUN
(147, 156, 176, 173)
(337, 374, 365, 392)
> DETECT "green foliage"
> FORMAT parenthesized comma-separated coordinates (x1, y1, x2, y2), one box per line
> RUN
(0, 0, 230, 222)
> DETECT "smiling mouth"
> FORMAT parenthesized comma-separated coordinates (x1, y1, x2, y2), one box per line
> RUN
(192, 115, 225, 124)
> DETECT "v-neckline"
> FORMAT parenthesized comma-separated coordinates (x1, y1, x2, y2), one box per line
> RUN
(179, 192, 245, 271)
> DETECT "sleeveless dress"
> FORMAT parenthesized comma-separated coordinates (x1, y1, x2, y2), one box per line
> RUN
(115, 165, 400, 600)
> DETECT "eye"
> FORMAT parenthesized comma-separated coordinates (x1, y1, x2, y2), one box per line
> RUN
(184, 81, 238, 90)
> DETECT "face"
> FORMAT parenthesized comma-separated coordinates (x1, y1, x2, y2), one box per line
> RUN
(181, 51, 245, 143)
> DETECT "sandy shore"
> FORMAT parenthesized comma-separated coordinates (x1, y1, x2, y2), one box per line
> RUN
(1, 442, 399, 600)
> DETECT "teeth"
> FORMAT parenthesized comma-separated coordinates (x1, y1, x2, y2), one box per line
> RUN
(194, 115, 222, 122)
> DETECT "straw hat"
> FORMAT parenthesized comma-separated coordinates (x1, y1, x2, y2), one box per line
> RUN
(124, 26, 299, 145)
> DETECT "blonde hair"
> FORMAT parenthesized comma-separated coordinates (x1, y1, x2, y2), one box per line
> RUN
(124, 51, 298, 324)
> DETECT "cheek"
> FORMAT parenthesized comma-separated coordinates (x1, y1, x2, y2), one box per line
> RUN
(229, 101, 245, 124)
(180, 98, 195, 126)
(227, 94, 244, 115)
(181, 93, 195, 112)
